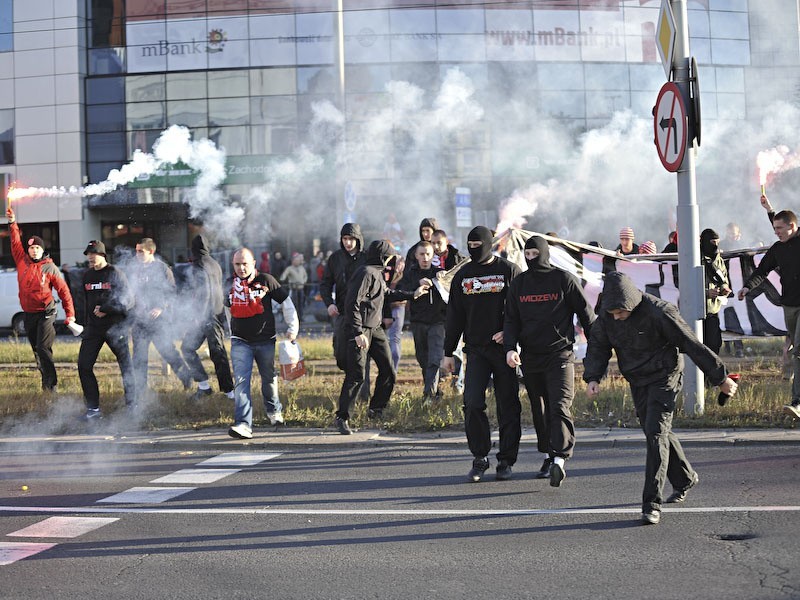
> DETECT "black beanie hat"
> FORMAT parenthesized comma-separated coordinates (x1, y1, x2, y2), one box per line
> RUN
(27, 235, 45, 250)
(467, 226, 494, 264)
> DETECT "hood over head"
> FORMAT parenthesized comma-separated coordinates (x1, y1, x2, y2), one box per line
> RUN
(700, 228, 720, 258)
(340, 222, 364, 252)
(366, 239, 396, 267)
(191, 234, 210, 259)
(419, 217, 439, 239)
(601, 271, 644, 313)
(524, 235, 552, 272)
(467, 226, 494, 264)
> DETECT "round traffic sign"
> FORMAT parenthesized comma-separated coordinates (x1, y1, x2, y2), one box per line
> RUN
(653, 82, 688, 172)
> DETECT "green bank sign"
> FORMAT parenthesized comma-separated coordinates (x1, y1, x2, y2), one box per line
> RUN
(127, 155, 324, 188)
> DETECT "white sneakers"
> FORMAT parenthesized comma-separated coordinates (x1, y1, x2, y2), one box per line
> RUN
(267, 411, 284, 426)
(228, 422, 253, 439)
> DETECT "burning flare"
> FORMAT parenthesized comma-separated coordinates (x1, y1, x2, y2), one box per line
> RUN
(756, 145, 800, 187)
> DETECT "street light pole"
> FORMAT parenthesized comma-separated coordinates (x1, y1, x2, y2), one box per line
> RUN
(672, 0, 705, 414)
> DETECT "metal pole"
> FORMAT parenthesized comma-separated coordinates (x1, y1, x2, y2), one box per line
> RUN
(672, 0, 704, 414)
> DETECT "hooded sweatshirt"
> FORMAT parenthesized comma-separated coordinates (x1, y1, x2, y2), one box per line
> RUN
(503, 236, 595, 359)
(320, 223, 366, 313)
(82, 263, 133, 332)
(444, 227, 521, 355)
(344, 240, 414, 338)
(700, 228, 729, 316)
(582, 271, 727, 387)
(405, 217, 439, 264)
(184, 235, 226, 320)
(9, 222, 75, 318)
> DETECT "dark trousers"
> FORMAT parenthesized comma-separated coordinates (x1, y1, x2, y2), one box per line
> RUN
(631, 377, 695, 512)
(462, 345, 521, 465)
(78, 325, 136, 409)
(333, 314, 371, 399)
(181, 313, 234, 393)
(411, 321, 445, 396)
(336, 326, 395, 420)
(132, 320, 191, 400)
(702, 312, 723, 355)
(24, 311, 57, 390)
(520, 350, 576, 459)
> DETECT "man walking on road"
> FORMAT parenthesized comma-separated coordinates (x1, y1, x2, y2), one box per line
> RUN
(584, 271, 738, 525)
(6, 207, 76, 392)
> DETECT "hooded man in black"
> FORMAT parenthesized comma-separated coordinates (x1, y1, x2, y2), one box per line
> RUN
(181, 234, 234, 399)
(442, 226, 522, 482)
(584, 271, 738, 524)
(405, 217, 439, 265)
(504, 235, 595, 486)
(335, 240, 425, 434)
(320, 223, 367, 371)
(700, 228, 730, 355)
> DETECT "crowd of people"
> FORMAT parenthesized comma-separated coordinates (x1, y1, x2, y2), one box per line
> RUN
(6, 193, 799, 526)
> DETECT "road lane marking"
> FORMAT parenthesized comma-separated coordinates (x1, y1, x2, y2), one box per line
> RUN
(195, 452, 282, 466)
(0, 542, 57, 565)
(1, 505, 799, 516)
(7, 516, 118, 538)
(96, 487, 196, 504)
(150, 468, 241, 484)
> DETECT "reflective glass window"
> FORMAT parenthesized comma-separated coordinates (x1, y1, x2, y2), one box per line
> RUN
(128, 129, 163, 157)
(250, 96, 297, 126)
(88, 161, 122, 184)
(208, 71, 250, 98)
(208, 126, 250, 155)
(249, 68, 296, 96)
(127, 102, 166, 130)
(251, 125, 297, 155)
(87, 132, 127, 162)
(166, 72, 207, 100)
(126, 74, 166, 103)
(208, 98, 250, 127)
(0, 109, 13, 165)
(90, 0, 125, 48)
(88, 48, 126, 75)
(87, 104, 126, 133)
(297, 67, 337, 94)
(87, 77, 125, 104)
(167, 99, 207, 127)
(345, 65, 391, 93)
(0, 1, 12, 52)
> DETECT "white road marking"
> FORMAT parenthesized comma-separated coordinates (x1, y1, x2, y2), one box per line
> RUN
(7, 517, 118, 538)
(96, 487, 196, 504)
(0, 542, 57, 565)
(196, 452, 282, 467)
(150, 468, 241, 484)
(1, 505, 799, 516)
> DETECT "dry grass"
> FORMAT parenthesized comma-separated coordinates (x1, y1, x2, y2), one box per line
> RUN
(0, 335, 795, 432)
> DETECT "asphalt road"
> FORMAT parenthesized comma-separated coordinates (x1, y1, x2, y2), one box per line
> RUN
(0, 444, 798, 600)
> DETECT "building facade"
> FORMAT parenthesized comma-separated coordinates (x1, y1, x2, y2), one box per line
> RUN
(1, 0, 798, 265)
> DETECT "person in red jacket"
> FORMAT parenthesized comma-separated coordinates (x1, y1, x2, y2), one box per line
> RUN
(6, 207, 76, 391)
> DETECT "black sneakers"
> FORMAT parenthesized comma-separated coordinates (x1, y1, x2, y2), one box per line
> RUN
(468, 457, 490, 482)
(495, 460, 512, 481)
(191, 387, 213, 401)
(335, 417, 352, 435)
(550, 463, 566, 487)
(666, 471, 699, 503)
(535, 457, 553, 479)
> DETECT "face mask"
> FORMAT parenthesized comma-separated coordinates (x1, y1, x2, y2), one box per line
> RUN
(467, 227, 494, 263)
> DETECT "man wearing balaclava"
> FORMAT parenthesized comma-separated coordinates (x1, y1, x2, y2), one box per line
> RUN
(503, 235, 595, 487)
(6, 206, 75, 392)
(700, 228, 730, 355)
(442, 226, 522, 482)
(334, 240, 426, 434)
(584, 271, 738, 525)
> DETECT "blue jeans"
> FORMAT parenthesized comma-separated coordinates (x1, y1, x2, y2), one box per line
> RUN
(230, 338, 280, 427)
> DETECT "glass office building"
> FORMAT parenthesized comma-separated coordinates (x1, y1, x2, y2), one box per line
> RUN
(1, 0, 798, 263)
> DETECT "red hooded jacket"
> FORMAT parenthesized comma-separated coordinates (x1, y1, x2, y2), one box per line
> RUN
(10, 223, 75, 319)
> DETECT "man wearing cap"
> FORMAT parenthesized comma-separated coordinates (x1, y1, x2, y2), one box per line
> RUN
(616, 227, 640, 256)
(78, 240, 136, 419)
(5, 207, 76, 392)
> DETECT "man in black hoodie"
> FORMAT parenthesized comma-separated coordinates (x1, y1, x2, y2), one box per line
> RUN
(78, 240, 136, 419)
(504, 235, 595, 486)
(335, 240, 425, 434)
(584, 271, 738, 525)
(442, 226, 522, 482)
(405, 217, 439, 265)
(320, 223, 366, 371)
(181, 235, 234, 399)
(399, 240, 447, 401)
(699, 228, 730, 356)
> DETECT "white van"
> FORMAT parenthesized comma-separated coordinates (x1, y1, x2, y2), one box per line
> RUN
(0, 269, 68, 335)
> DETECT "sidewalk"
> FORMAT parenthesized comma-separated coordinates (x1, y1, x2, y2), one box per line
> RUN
(1, 426, 798, 452)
